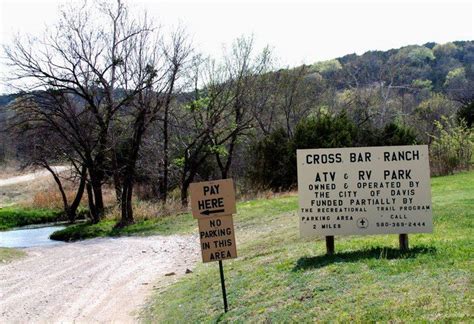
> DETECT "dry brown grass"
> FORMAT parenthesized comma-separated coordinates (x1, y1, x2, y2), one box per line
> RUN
(104, 196, 187, 222)
(1, 176, 56, 208)
(237, 188, 297, 202)
(27, 175, 84, 209)
(27, 180, 119, 210)
(32, 189, 78, 209)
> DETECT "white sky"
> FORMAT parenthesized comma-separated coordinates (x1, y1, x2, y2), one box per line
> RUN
(0, 0, 473, 93)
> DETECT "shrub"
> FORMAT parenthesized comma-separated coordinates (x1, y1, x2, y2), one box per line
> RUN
(457, 101, 474, 128)
(249, 113, 420, 190)
(377, 122, 419, 146)
(429, 117, 473, 175)
(292, 112, 357, 149)
(249, 113, 358, 191)
(33, 189, 81, 209)
(248, 128, 294, 191)
(0, 207, 63, 230)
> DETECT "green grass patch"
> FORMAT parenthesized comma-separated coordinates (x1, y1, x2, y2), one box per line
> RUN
(0, 247, 26, 264)
(50, 211, 197, 242)
(0, 207, 63, 230)
(141, 172, 474, 322)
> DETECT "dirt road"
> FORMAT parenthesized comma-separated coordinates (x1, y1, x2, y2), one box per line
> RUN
(0, 235, 199, 323)
(0, 166, 70, 207)
(0, 166, 69, 187)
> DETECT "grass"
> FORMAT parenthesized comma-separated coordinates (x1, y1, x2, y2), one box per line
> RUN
(141, 171, 474, 322)
(50, 212, 197, 241)
(50, 193, 298, 242)
(0, 247, 26, 264)
(0, 207, 64, 230)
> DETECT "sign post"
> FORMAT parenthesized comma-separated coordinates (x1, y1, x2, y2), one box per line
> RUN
(218, 260, 228, 312)
(297, 145, 433, 253)
(325, 236, 335, 255)
(190, 179, 237, 313)
(399, 233, 409, 251)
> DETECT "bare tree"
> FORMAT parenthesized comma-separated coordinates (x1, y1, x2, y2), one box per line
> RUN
(114, 27, 192, 226)
(3, 0, 173, 223)
(203, 36, 272, 179)
(274, 65, 316, 137)
(9, 96, 87, 222)
(154, 28, 192, 204)
(170, 55, 235, 205)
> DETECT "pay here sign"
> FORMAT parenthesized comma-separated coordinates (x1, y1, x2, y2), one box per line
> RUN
(190, 179, 236, 219)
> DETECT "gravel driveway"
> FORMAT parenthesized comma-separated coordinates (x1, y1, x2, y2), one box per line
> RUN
(0, 235, 199, 323)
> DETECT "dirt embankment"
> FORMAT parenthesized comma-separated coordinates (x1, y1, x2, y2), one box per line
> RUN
(0, 235, 199, 323)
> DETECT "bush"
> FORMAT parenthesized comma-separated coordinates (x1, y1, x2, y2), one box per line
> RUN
(249, 113, 358, 191)
(248, 128, 294, 191)
(249, 113, 420, 190)
(0, 207, 63, 230)
(457, 101, 474, 128)
(430, 117, 473, 175)
(50, 221, 115, 241)
(292, 113, 357, 149)
(377, 122, 419, 146)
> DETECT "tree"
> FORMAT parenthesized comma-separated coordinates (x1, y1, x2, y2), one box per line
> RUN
(248, 128, 293, 190)
(249, 113, 358, 190)
(10, 100, 87, 223)
(275, 65, 315, 137)
(208, 36, 272, 179)
(172, 56, 235, 205)
(414, 93, 458, 142)
(377, 122, 418, 146)
(457, 101, 474, 128)
(114, 28, 192, 226)
(430, 117, 473, 175)
(10, 91, 104, 222)
(4, 0, 184, 224)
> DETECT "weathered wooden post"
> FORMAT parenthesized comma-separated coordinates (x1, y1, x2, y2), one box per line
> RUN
(399, 233, 409, 251)
(326, 236, 335, 255)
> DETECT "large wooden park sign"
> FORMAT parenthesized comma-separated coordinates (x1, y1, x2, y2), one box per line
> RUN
(297, 145, 433, 253)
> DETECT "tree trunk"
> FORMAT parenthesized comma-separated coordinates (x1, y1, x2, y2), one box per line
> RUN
(86, 182, 99, 223)
(160, 103, 169, 203)
(180, 180, 190, 207)
(117, 176, 134, 227)
(117, 113, 146, 226)
(159, 65, 178, 203)
(221, 168, 228, 180)
(180, 159, 191, 207)
(68, 166, 87, 223)
(44, 165, 69, 218)
(111, 151, 122, 206)
(90, 169, 104, 218)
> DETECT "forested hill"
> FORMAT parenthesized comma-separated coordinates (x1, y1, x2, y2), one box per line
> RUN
(1, 40, 472, 105)
(311, 41, 473, 92)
